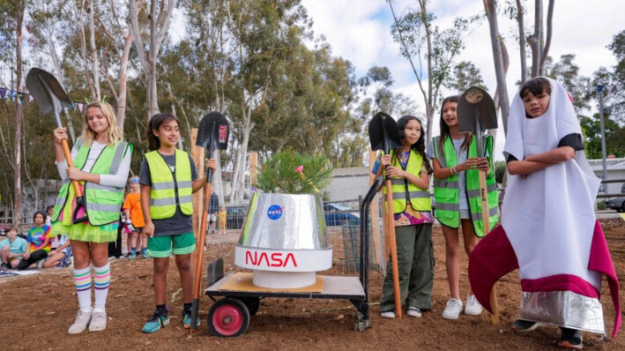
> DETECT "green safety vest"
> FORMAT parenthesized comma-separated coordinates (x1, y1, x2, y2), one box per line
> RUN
(382, 149, 432, 214)
(52, 138, 131, 225)
(432, 135, 498, 237)
(144, 150, 193, 219)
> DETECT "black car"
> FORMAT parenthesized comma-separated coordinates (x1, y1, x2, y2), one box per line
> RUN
(323, 203, 360, 226)
(226, 206, 248, 229)
(605, 197, 625, 212)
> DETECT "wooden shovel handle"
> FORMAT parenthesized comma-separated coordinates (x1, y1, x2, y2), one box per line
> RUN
(193, 183, 212, 298)
(61, 139, 83, 197)
(385, 180, 402, 318)
(190, 183, 211, 334)
(479, 170, 499, 325)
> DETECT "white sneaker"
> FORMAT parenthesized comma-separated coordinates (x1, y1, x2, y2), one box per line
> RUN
(464, 295, 483, 315)
(380, 311, 396, 319)
(407, 307, 422, 318)
(89, 311, 107, 332)
(68, 310, 92, 334)
(36, 259, 46, 269)
(442, 298, 463, 320)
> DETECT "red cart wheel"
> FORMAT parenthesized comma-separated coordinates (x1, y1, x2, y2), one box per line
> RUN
(208, 298, 250, 337)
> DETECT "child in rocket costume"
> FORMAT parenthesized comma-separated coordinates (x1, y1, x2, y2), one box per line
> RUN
(468, 77, 621, 349)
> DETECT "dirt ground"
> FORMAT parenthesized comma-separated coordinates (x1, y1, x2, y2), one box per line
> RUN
(1, 219, 624, 351)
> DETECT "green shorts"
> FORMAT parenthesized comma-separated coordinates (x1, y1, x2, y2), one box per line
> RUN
(147, 232, 196, 258)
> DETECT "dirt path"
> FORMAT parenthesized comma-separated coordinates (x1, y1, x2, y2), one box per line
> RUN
(1, 220, 624, 350)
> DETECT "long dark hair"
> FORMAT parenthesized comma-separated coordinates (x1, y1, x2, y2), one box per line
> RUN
(147, 113, 180, 151)
(392, 115, 433, 174)
(438, 95, 473, 156)
(33, 210, 47, 224)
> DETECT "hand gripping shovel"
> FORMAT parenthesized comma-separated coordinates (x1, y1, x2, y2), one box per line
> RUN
(457, 86, 499, 324)
(26, 68, 88, 224)
(368, 112, 403, 318)
(190, 112, 229, 334)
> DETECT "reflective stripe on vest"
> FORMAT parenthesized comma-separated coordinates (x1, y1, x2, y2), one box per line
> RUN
(52, 139, 131, 225)
(145, 150, 193, 219)
(432, 135, 499, 237)
(382, 149, 432, 214)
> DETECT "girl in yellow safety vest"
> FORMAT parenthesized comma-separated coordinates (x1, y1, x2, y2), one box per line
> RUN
(427, 96, 493, 320)
(51, 102, 132, 334)
(139, 113, 216, 333)
(375, 115, 434, 319)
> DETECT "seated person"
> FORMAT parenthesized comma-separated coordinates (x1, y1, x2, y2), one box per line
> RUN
(42, 234, 73, 268)
(18, 211, 52, 270)
(0, 228, 28, 269)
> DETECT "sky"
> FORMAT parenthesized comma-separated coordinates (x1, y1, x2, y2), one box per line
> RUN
(299, 0, 622, 160)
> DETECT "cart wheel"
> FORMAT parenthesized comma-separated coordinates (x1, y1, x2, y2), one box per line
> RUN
(239, 297, 261, 316)
(208, 298, 250, 337)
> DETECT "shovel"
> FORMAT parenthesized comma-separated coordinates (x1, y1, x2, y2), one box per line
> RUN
(457, 86, 499, 324)
(190, 111, 230, 334)
(368, 112, 403, 318)
(26, 68, 88, 224)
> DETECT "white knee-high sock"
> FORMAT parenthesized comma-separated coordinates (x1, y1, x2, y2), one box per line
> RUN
(73, 266, 92, 312)
(93, 263, 110, 312)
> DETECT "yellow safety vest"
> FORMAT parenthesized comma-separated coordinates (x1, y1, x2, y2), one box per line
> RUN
(144, 150, 194, 219)
(382, 149, 432, 214)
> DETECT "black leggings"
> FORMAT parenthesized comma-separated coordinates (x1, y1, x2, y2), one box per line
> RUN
(17, 249, 48, 270)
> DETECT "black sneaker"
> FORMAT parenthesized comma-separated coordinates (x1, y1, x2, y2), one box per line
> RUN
(558, 328, 583, 349)
(512, 319, 541, 332)
(0, 262, 8, 270)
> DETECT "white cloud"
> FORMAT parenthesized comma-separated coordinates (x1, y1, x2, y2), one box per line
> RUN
(302, 0, 622, 160)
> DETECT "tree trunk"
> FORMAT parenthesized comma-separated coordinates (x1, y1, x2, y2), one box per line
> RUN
(484, 0, 510, 134)
(515, 0, 528, 84)
(88, 0, 101, 101)
(14, 2, 25, 228)
(529, 0, 543, 78)
(129, 0, 175, 121)
(539, 0, 555, 75)
(419, 0, 434, 144)
(117, 29, 133, 132)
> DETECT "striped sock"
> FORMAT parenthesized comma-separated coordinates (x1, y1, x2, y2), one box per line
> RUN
(93, 263, 111, 312)
(73, 267, 92, 312)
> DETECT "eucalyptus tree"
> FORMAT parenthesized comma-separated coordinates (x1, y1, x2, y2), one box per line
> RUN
(444, 61, 488, 95)
(388, 0, 475, 144)
(129, 0, 176, 120)
(0, 0, 27, 225)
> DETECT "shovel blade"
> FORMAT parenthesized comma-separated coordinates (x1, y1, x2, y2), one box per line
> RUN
(368, 112, 402, 153)
(196, 112, 230, 153)
(26, 68, 72, 123)
(457, 86, 498, 134)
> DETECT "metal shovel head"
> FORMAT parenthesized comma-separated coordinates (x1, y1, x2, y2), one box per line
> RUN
(457, 86, 498, 134)
(26, 68, 72, 125)
(368, 112, 402, 153)
(196, 111, 230, 153)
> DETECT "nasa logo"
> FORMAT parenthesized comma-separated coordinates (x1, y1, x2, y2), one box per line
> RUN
(267, 205, 283, 220)
(245, 250, 298, 268)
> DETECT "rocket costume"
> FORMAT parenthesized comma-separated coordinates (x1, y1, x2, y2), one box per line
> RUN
(468, 78, 621, 338)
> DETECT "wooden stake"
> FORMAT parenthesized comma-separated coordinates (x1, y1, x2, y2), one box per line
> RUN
(369, 149, 380, 266)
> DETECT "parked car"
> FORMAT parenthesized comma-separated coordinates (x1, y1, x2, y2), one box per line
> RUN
(323, 203, 360, 226)
(605, 197, 625, 212)
(0, 223, 12, 236)
(226, 206, 248, 229)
